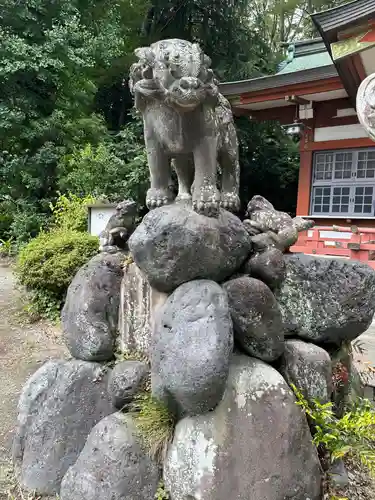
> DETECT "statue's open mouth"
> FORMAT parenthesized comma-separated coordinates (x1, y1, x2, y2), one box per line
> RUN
(168, 87, 205, 110)
(173, 100, 200, 109)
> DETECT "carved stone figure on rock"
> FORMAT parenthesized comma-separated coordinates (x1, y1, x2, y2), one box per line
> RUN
(357, 73, 375, 142)
(99, 199, 138, 253)
(244, 195, 314, 252)
(129, 39, 240, 217)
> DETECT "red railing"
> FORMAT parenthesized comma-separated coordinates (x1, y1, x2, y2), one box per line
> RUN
(290, 225, 375, 269)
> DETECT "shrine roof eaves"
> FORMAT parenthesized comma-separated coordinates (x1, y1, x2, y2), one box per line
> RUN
(311, 0, 375, 40)
(311, 0, 375, 106)
(219, 64, 338, 97)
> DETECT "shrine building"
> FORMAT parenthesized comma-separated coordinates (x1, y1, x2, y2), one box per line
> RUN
(220, 0, 375, 264)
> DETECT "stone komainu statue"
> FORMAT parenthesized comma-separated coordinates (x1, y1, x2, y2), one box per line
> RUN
(129, 38, 240, 217)
(244, 195, 314, 252)
(357, 73, 375, 142)
(99, 199, 138, 253)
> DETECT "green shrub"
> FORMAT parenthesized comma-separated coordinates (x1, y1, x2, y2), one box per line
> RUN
(0, 213, 13, 240)
(0, 237, 15, 257)
(292, 384, 375, 475)
(21, 289, 63, 323)
(130, 393, 175, 462)
(10, 209, 49, 248)
(16, 229, 99, 320)
(50, 192, 96, 232)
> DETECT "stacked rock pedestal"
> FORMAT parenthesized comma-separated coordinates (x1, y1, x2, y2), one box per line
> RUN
(12, 201, 375, 499)
(12, 36, 375, 500)
(126, 201, 375, 500)
(12, 249, 160, 499)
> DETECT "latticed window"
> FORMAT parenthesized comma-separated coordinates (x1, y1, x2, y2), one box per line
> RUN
(310, 149, 375, 217)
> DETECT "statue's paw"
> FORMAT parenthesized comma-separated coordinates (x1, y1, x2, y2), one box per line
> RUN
(193, 199, 220, 217)
(175, 193, 192, 202)
(220, 193, 240, 213)
(146, 188, 174, 210)
(192, 188, 220, 217)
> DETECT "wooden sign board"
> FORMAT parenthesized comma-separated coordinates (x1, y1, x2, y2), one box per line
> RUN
(331, 26, 375, 61)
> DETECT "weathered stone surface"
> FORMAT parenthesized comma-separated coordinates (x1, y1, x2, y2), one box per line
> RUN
(62, 252, 123, 361)
(128, 203, 251, 293)
(98, 199, 138, 253)
(107, 360, 149, 409)
(152, 280, 233, 417)
(118, 262, 168, 356)
(164, 355, 322, 500)
(275, 254, 375, 344)
(328, 459, 349, 488)
(13, 360, 115, 495)
(223, 276, 284, 362)
(243, 248, 286, 289)
(60, 413, 159, 500)
(279, 339, 332, 403)
(330, 342, 364, 418)
(244, 195, 314, 251)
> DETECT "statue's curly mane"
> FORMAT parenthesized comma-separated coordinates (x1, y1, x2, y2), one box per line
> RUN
(129, 38, 218, 105)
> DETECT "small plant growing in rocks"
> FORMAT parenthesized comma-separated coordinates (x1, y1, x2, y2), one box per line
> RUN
(115, 348, 149, 364)
(292, 384, 375, 474)
(154, 480, 170, 500)
(130, 392, 175, 462)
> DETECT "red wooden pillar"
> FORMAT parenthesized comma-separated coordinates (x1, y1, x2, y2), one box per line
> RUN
(296, 149, 313, 216)
(296, 124, 314, 217)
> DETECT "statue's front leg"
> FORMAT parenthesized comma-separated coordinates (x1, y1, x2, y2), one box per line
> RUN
(173, 154, 194, 202)
(145, 136, 174, 209)
(192, 136, 220, 217)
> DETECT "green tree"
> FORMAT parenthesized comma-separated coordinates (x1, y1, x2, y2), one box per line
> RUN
(249, 0, 350, 52)
(58, 114, 149, 208)
(142, 0, 275, 80)
(0, 0, 146, 241)
(236, 117, 300, 215)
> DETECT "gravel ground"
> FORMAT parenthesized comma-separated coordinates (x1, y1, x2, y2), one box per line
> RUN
(0, 260, 67, 499)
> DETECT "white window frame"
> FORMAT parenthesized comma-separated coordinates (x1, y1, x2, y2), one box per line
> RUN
(310, 148, 375, 217)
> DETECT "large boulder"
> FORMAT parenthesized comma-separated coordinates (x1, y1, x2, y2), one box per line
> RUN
(223, 276, 284, 362)
(275, 254, 375, 344)
(62, 252, 124, 361)
(118, 261, 168, 356)
(152, 280, 233, 418)
(107, 360, 149, 409)
(13, 360, 115, 495)
(128, 203, 251, 293)
(164, 355, 322, 500)
(279, 339, 332, 403)
(60, 413, 159, 500)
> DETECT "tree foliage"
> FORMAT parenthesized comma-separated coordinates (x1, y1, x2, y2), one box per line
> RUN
(0, 0, 349, 247)
(58, 115, 149, 208)
(142, 0, 275, 80)
(0, 0, 146, 240)
(237, 117, 300, 215)
(250, 0, 349, 52)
